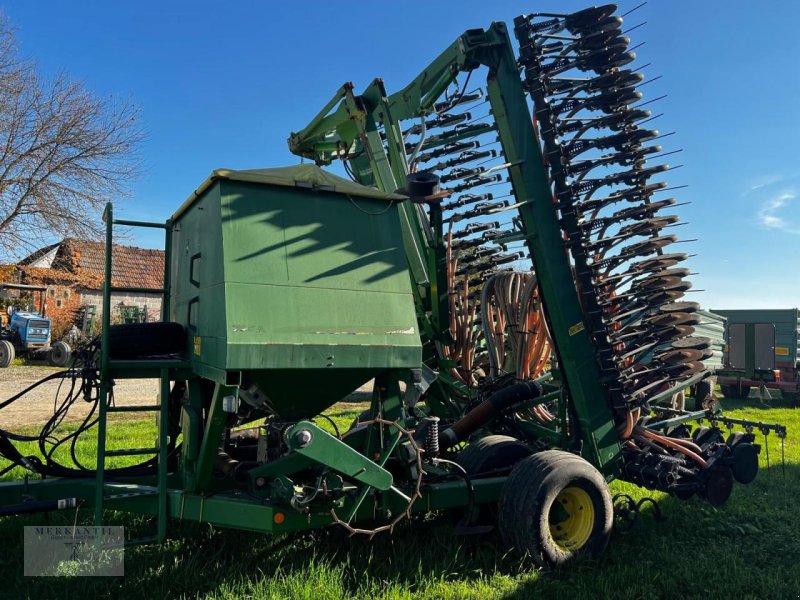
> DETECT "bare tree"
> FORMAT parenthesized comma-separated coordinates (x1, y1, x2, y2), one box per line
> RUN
(0, 15, 142, 260)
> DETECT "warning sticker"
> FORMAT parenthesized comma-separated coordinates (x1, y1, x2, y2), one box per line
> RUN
(775, 347, 789, 356)
(568, 321, 585, 336)
(193, 336, 202, 356)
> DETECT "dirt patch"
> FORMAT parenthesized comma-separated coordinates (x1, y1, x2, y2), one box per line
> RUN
(0, 365, 158, 429)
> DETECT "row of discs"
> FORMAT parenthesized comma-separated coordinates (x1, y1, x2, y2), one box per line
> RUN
(513, 5, 709, 410)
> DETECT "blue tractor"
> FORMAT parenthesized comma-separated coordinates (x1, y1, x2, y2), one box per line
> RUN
(0, 283, 71, 368)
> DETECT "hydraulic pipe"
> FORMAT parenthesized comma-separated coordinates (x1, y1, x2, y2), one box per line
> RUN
(439, 381, 543, 449)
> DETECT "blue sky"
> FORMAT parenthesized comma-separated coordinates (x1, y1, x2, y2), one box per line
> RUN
(4, 1, 799, 309)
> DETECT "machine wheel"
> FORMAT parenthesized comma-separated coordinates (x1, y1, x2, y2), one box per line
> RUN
(0, 340, 14, 368)
(47, 341, 71, 367)
(456, 435, 532, 476)
(108, 322, 186, 359)
(498, 450, 613, 567)
(735, 385, 752, 399)
(693, 379, 713, 409)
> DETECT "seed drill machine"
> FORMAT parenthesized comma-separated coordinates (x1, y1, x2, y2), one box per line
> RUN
(0, 5, 786, 567)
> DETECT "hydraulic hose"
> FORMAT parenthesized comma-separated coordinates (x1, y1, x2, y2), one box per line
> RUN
(439, 380, 543, 450)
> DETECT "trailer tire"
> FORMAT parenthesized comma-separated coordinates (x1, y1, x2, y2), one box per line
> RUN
(498, 450, 612, 568)
(456, 435, 532, 476)
(734, 385, 751, 399)
(108, 322, 186, 359)
(47, 341, 71, 367)
(0, 340, 14, 368)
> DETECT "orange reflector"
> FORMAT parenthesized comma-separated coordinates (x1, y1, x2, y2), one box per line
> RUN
(273, 512, 285, 525)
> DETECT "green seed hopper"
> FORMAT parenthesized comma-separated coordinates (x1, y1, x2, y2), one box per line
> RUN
(169, 165, 420, 420)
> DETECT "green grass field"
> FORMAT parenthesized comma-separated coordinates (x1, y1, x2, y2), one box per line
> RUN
(1, 397, 798, 599)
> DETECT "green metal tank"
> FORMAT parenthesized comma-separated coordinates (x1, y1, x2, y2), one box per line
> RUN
(169, 164, 421, 419)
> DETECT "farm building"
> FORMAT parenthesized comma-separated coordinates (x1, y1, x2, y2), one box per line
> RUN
(1, 238, 164, 337)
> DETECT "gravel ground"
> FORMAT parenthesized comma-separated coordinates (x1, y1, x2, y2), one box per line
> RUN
(0, 364, 158, 429)
(0, 364, 376, 429)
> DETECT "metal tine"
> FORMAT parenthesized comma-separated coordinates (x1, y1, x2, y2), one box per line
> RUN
(427, 149, 497, 173)
(538, 30, 630, 62)
(403, 112, 472, 137)
(621, 2, 648, 19)
(549, 72, 646, 100)
(636, 112, 664, 127)
(541, 50, 636, 81)
(568, 145, 663, 172)
(418, 140, 480, 164)
(648, 148, 683, 161)
(434, 90, 484, 113)
(404, 123, 495, 153)
(622, 21, 647, 35)
(449, 220, 500, 240)
(459, 246, 505, 263)
(440, 166, 487, 184)
(632, 94, 668, 109)
(639, 75, 663, 87)
(628, 41, 646, 54)
(583, 198, 676, 227)
(449, 200, 510, 222)
(603, 253, 697, 281)
(570, 163, 672, 194)
(555, 109, 653, 136)
(574, 181, 669, 213)
(550, 88, 645, 119)
(442, 192, 495, 211)
(566, 127, 660, 153)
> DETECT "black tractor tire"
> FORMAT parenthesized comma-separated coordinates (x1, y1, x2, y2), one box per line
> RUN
(108, 322, 186, 359)
(498, 450, 613, 568)
(735, 385, 752, 399)
(693, 379, 713, 409)
(47, 341, 71, 367)
(456, 435, 532, 477)
(0, 340, 14, 368)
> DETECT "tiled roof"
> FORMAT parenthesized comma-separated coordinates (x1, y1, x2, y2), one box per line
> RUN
(24, 238, 165, 290)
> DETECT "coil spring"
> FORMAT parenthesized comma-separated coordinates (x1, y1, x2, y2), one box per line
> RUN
(423, 416, 440, 458)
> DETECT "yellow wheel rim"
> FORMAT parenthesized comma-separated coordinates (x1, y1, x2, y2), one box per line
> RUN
(549, 486, 595, 552)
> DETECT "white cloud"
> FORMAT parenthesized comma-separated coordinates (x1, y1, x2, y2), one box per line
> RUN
(757, 191, 800, 235)
(746, 174, 783, 194)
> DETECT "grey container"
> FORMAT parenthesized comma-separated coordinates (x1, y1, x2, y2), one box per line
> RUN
(711, 308, 799, 368)
(694, 309, 726, 372)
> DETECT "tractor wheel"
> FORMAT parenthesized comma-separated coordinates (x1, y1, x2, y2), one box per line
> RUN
(0, 340, 14, 368)
(108, 322, 185, 359)
(693, 379, 713, 409)
(735, 385, 752, 399)
(47, 341, 71, 367)
(456, 435, 532, 477)
(498, 450, 613, 568)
